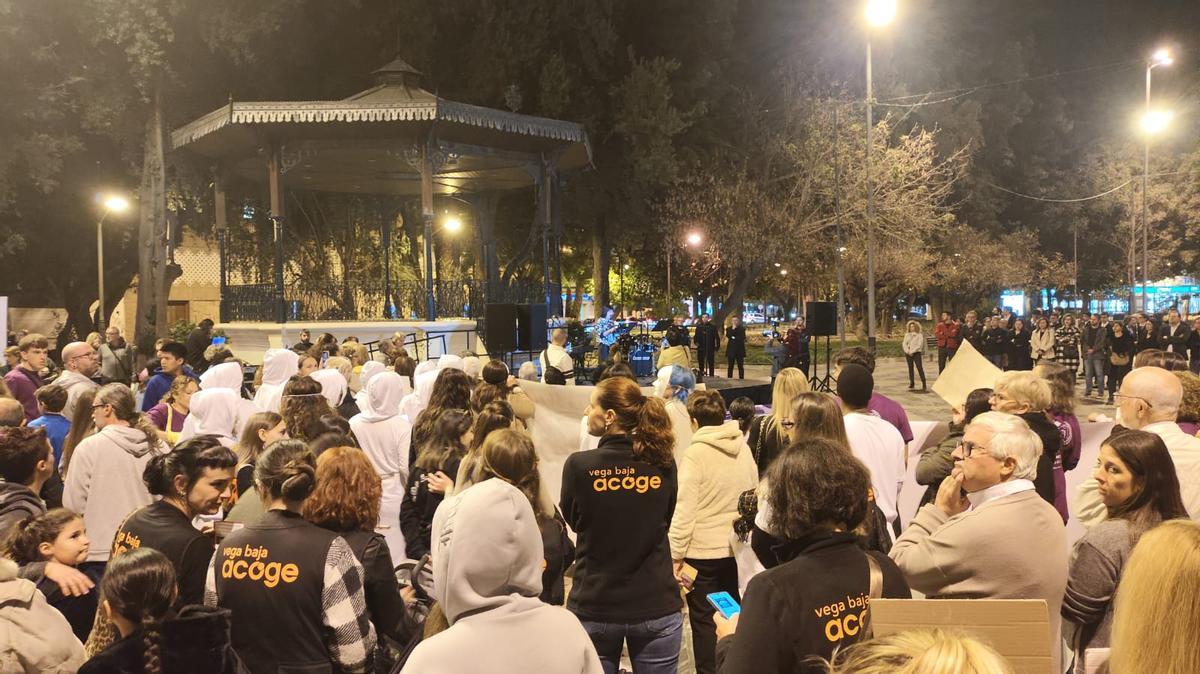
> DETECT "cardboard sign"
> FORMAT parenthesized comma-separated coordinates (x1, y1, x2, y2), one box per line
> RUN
(870, 598, 1053, 674)
(930, 340, 1002, 411)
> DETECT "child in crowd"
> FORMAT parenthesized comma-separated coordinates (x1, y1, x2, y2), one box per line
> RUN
(3, 508, 98, 642)
(29, 384, 70, 467)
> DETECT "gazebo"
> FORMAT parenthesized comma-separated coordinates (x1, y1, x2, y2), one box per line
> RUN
(171, 58, 591, 327)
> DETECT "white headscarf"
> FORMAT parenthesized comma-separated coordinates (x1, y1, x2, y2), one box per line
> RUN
(461, 355, 482, 380)
(437, 354, 464, 372)
(356, 371, 407, 423)
(355, 361, 387, 411)
(310, 368, 348, 409)
(254, 349, 299, 413)
(200, 361, 243, 391)
(182, 388, 239, 446)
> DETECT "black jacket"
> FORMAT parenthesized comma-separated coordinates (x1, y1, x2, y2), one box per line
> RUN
(695, 323, 721, 352)
(0, 482, 44, 536)
(78, 605, 239, 674)
(982, 327, 1010, 356)
(1021, 412, 1062, 511)
(399, 455, 463, 559)
(560, 433, 681, 622)
(1161, 321, 1192, 355)
(960, 321, 984, 348)
(716, 532, 911, 674)
(724, 325, 747, 358)
(747, 415, 789, 477)
(337, 528, 414, 646)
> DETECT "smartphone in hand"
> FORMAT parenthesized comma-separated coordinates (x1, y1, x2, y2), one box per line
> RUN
(707, 591, 741, 619)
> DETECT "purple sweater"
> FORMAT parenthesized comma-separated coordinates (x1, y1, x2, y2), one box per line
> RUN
(4, 367, 44, 421)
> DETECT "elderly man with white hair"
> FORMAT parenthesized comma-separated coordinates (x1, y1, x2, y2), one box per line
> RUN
(55, 341, 100, 419)
(890, 411, 1068, 667)
(1074, 366, 1200, 526)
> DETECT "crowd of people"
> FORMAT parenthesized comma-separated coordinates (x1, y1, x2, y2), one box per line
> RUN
(925, 307, 1199, 403)
(0, 311, 1199, 674)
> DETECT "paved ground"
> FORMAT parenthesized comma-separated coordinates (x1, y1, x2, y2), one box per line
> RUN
(703, 356, 1112, 422)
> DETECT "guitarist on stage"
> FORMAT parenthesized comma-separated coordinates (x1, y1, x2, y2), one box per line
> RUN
(594, 307, 620, 364)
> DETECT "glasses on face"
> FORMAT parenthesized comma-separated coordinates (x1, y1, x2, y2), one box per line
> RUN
(1113, 393, 1153, 408)
(91, 403, 109, 411)
(956, 440, 988, 458)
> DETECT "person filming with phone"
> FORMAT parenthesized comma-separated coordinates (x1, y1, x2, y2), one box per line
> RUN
(713, 438, 910, 674)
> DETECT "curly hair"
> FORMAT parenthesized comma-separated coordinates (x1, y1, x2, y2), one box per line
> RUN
(281, 375, 339, 443)
(302, 446, 381, 531)
(594, 377, 674, 468)
(766, 437, 871, 540)
(161, 375, 198, 407)
(412, 368, 474, 454)
(1174, 371, 1200, 424)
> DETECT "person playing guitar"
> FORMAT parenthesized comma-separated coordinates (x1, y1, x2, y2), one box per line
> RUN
(595, 307, 620, 363)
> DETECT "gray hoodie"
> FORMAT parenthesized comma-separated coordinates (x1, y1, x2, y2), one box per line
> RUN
(402, 479, 602, 674)
(63, 424, 163, 562)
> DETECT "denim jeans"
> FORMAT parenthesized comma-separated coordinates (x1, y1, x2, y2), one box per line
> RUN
(580, 612, 684, 674)
(1084, 354, 1106, 396)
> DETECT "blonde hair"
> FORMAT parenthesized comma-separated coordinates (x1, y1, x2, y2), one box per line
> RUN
(769, 368, 811, 444)
(1110, 520, 1200, 674)
(340, 342, 368, 367)
(324, 356, 353, 382)
(993, 371, 1052, 412)
(905, 320, 921, 333)
(827, 628, 1013, 674)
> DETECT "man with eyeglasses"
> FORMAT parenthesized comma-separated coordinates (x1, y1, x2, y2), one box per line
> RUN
(890, 411, 1068, 669)
(1074, 366, 1200, 526)
(52, 342, 100, 420)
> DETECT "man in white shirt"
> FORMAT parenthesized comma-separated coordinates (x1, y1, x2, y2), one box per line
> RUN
(1074, 366, 1200, 525)
(539, 328, 575, 385)
(836, 363, 905, 538)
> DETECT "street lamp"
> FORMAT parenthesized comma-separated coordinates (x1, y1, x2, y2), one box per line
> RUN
(442, 215, 463, 233)
(666, 231, 703, 315)
(864, 0, 896, 352)
(96, 194, 130, 331)
(1140, 47, 1173, 314)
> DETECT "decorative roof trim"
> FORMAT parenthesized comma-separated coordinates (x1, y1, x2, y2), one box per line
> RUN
(172, 98, 586, 151)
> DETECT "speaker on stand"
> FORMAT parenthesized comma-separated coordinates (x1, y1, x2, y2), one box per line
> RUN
(806, 302, 838, 392)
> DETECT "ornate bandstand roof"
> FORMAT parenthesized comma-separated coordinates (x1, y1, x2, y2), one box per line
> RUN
(171, 58, 591, 195)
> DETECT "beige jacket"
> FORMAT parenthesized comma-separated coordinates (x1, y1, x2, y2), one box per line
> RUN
(890, 488, 1068, 667)
(669, 421, 759, 560)
(0, 559, 86, 673)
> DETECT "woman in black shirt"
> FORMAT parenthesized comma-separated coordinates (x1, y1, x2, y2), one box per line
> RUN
(399, 408, 473, 559)
(561, 376, 683, 673)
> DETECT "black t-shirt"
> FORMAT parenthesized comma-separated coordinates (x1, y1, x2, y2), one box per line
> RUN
(560, 433, 682, 622)
(716, 532, 911, 674)
(112, 501, 215, 607)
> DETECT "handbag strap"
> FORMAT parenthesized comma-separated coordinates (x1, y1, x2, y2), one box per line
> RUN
(861, 553, 884, 639)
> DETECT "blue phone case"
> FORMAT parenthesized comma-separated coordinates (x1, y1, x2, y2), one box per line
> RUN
(706, 591, 741, 619)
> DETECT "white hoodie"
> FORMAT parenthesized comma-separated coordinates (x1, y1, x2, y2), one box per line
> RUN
(668, 421, 759, 560)
(185, 361, 257, 438)
(403, 479, 602, 674)
(253, 348, 299, 413)
(64, 425, 164, 562)
(180, 388, 239, 447)
(310, 368, 348, 409)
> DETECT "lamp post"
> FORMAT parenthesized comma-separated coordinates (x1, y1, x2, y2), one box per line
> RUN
(1141, 48, 1173, 315)
(96, 195, 130, 331)
(864, 0, 896, 352)
(666, 231, 703, 316)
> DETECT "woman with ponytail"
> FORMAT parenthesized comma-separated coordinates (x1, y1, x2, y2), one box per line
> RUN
(80, 547, 238, 674)
(560, 376, 683, 673)
(205, 439, 376, 673)
(64, 384, 166, 573)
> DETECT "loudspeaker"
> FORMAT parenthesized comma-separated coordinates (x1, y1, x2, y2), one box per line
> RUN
(517, 303, 549, 352)
(485, 303, 519, 353)
(806, 302, 838, 337)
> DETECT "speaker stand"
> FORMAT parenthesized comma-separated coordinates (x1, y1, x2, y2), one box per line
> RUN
(809, 335, 834, 393)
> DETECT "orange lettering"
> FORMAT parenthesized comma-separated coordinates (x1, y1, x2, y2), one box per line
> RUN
(280, 563, 299, 584)
(593, 478, 607, 491)
(649, 476, 662, 489)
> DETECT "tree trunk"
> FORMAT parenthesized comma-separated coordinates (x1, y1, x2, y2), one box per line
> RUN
(591, 213, 610, 311)
(134, 89, 168, 350)
(713, 260, 766, 328)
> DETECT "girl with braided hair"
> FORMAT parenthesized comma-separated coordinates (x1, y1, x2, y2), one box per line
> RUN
(79, 547, 238, 673)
